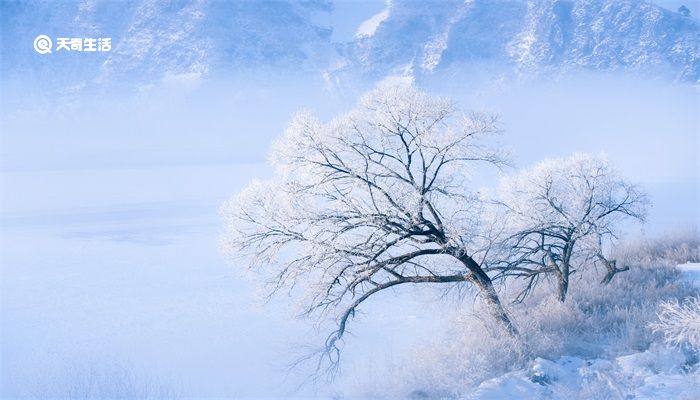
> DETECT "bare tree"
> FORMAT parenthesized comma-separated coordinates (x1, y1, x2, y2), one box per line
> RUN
(220, 82, 516, 376)
(493, 153, 647, 302)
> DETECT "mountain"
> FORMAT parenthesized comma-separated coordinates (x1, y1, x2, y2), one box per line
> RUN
(339, 0, 699, 82)
(1, 0, 334, 92)
(1, 0, 698, 96)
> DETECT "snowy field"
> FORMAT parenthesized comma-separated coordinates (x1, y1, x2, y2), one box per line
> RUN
(0, 165, 451, 397)
(2, 164, 292, 397)
(465, 348, 699, 400)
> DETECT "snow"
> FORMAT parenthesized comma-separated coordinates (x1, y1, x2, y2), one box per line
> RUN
(1, 78, 697, 398)
(0, 164, 307, 397)
(355, 7, 390, 38)
(465, 347, 699, 400)
(678, 262, 700, 287)
(0, 164, 447, 398)
(344, 0, 699, 82)
(460, 264, 700, 399)
(1, 2, 698, 395)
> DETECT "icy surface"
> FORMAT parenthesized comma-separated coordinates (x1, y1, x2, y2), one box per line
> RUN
(465, 347, 699, 400)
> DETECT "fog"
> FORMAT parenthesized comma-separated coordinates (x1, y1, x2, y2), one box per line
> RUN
(1, 69, 697, 397)
(3, 71, 696, 226)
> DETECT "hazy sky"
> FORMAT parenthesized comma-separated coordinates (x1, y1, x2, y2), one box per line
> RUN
(653, 0, 699, 14)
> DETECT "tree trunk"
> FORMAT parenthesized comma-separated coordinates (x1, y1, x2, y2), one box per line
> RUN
(457, 252, 519, 337)
(555, 243, 574, 303)
(556, 263, 569, 303)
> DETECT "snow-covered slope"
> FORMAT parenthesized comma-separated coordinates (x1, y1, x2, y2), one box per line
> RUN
(1, 0, 334, 90)
(340, 0, 700, 82)
(464, 348, 699, 400)
(2, 0, 698, 94)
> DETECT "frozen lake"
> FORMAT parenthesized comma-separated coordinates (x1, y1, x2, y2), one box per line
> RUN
(1, 164, 447, 397)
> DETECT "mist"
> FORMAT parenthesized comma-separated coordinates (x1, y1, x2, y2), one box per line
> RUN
(1, 67, 698, 397)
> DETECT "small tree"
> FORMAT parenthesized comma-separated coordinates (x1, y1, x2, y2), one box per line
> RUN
(220, 83, 516, 375)
(494, 153, 647, 302)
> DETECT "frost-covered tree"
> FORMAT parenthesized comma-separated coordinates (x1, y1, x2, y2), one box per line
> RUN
(220, 82, 516, 375)
(650, 296, 700, 351)
(494, 153, 647, 302)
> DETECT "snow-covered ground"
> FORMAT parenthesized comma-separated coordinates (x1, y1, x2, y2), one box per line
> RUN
(462, 263, 700, 400)
(679, 262, 700, 287)
(0, 164, 449, 398)
(465, 347, 699, 400)
(1, 164, 304, 397)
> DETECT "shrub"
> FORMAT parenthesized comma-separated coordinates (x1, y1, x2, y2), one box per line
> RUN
(368, 232, 699, 397)
(650, 296, 700, 351)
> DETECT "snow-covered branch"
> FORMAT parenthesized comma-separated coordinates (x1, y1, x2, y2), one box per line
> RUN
(220, 82, 516, 375)
(493, 153, 647, 302)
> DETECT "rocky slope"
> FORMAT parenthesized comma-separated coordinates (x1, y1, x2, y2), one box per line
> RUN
(340, 0, 699, 82)
(1, 0, 697, 94)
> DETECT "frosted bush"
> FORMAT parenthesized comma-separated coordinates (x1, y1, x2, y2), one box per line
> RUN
(32, 362, 182, 400)
(374, 233, 700, 397)
(396, 303, 529, 397)
(611, 229, 700, 266)
(650, 296, 700, 351)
